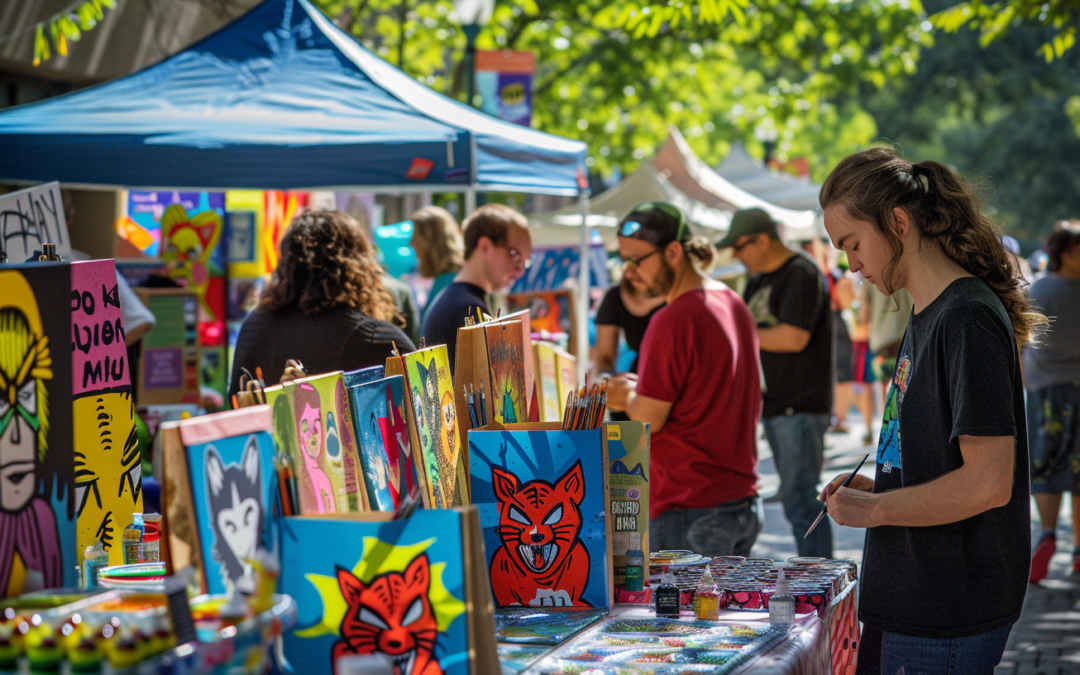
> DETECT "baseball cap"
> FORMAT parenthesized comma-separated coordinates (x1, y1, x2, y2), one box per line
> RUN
(618, 202, 690, 249)
(715, 208, 780, 248)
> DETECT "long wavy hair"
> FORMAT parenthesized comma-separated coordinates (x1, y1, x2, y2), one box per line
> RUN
(259, 209, 401, 326)
(820, 147, 1045, 349)
(412, 206, 464, 278)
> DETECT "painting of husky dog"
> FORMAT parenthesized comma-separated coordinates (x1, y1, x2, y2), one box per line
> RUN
(178, 407, 278, 595)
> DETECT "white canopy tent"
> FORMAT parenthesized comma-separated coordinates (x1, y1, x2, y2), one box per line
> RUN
(715, 142, 824, 212)
(527, 163, 731, 247)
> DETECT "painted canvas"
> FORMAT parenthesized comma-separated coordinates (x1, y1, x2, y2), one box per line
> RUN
(605, 422, 649, 598)
(401, 346, 460, 509)
(70, 260, 143, 567)
(346, 375, 417, 511)
(343, 365, 386, 388)
(484, 322, 527, 426)
(178, 407, 278, 595)
(282, 511, 470, 675)
(533, 343, 560, 423)
(293, 373, 368, 513)
(469, 428, 610, 608)
(0, 265, 77, 598)
(554, 351, 577, 412)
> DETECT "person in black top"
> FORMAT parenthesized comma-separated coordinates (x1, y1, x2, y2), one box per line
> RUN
(421, 204, 532, 372)
(717, 208, 835, 559)
(819, 147, 1045, 671)
(229, 210, 414, 398)
(594, 280, 665, 422)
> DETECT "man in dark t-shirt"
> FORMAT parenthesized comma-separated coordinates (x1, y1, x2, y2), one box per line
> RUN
(607, 202, 762, 557)
(718, 208, 835, 558)
(421, 204, 532, 372)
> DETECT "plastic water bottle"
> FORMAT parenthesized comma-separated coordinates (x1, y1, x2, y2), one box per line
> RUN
(769, 566, 795, 626)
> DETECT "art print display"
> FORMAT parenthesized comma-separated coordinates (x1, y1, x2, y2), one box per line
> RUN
(177, 406, 278, 595)
(484, 322, 527, 426)
(346, 375, 417, 511)
(533, 343, 561, 423)
(494, 607, 607, 645)
(469, 427, 611, 608)
(605, 421, 649, 597)
(395, 346, 460, 509)
(282, 511, 473, 675)
(70, 260, 142, 567)
(555, 351, 577, 411)
(292, 373, 368, 513)
(0, 265, 76, 598)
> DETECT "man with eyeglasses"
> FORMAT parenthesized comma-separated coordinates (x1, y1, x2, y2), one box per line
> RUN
(606, 202, 764, 557)
(716, 207, 835, 559)
(421, 203, 532, 373)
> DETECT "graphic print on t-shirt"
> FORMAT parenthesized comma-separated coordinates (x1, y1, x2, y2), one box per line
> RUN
(877, 355, 911, 474)
(745, 286, 778, 327)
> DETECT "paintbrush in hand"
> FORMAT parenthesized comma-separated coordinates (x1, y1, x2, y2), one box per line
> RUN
(804, 453, 870, 539)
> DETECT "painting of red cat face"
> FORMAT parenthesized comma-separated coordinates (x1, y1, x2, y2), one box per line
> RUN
(333, 555, 441, 675)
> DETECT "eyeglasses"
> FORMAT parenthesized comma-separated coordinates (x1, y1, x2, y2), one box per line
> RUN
(506, 247, 532, 270)
(622, 249, 660, 271)
(731, 236, 759, 253)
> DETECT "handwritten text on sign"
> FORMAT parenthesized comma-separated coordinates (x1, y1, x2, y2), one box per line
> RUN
(70, 260, 130, 396)
(0, 182, 70, 263)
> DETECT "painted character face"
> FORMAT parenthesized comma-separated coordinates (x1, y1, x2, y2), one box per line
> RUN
(335, 555, 439, 675)
(492, 461, 585, 575)
(73, 392, 142, 553)
(0, 302, 50, 515)
(206, 437, 263, 593)
(300, 404, 322, 459)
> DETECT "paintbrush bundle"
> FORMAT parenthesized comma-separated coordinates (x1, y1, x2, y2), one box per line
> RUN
(561, 381, 607, 430)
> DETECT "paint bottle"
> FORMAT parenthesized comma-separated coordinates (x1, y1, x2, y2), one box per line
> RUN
(82, 541, 109, 590)
(625, 533, 645, 593)
(122, 514, 146, 565)
(695, 567, 720, 621)
(142, 514, 162, 563)
(654, 569, 680, 618)
(769, 566, 795, 626)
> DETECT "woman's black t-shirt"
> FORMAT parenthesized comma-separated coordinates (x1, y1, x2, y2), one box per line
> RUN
(862, 277, 1029, 639)
(595, 285, 664, 374)
(229, 306, 414, 398)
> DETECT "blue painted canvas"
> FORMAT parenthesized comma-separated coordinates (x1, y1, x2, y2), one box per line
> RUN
(184, 430, 278, 595)
(281, 511, 470, 675)
(469, 428, 610, 608)
(346, 375, 418, 511)
(343, 365, 386, 388)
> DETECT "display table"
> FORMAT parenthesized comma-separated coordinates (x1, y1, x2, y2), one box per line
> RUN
(497, 579, 857, 675)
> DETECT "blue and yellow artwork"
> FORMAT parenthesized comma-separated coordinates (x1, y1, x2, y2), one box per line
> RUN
(347, 375, 417, 511)
(281, 511, 469, 675)
(469, 428, 610, 609)
(178, 408, 278, 595)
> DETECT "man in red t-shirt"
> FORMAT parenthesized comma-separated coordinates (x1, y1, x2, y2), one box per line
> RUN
(607, 202, 763, 556)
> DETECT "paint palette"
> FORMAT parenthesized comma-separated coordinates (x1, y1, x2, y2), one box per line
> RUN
(498, 644, 551, 674)
(527, 617, 785, 675)
(495, 607, 608, 645)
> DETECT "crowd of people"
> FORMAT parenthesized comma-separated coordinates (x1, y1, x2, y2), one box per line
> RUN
(223, 146, 1080, 674)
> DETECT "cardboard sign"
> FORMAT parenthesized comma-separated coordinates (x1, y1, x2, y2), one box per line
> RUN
(281, 508, 499, 675)
(469, 423, 612, 609)
(70, 260, 142, 567)
(606, 421, 649, 599)
(0, 182, 69, 264)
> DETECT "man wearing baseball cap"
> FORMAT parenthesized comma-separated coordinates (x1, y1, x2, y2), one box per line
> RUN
(607, 202, 763, 557)
(718, 207, 835, 558)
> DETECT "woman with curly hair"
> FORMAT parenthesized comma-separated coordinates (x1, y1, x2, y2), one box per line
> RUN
(228, 210, 414, 397)
(817, 147, 1045, 672)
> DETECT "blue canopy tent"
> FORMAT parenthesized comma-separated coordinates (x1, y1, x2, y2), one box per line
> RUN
(0, 0, 593, 365)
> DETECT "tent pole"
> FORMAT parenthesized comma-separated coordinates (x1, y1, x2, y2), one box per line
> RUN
(465, 187, 476, 215)
(576, 191, 589, 385)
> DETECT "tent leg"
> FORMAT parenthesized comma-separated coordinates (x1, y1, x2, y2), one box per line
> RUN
(576, 191, 589, 385)
(465, 188, 476, 215)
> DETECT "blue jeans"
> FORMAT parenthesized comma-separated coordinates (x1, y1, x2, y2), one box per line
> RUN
(763, 413, 832, 558)
(858, 624, 1013, 674)
(650, 497, 763, 557)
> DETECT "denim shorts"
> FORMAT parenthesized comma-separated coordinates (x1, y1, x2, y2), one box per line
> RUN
(1028, 381, 1080, 494)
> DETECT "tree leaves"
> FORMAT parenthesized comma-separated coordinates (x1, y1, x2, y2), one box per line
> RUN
(930, 0, 1080, 59)
(32, 1, 116, 66)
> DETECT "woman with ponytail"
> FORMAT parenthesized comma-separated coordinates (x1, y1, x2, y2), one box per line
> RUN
(818, 147, 1044, 673)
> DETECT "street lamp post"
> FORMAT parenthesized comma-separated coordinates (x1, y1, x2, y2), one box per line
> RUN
(453, 0, 494, 108)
